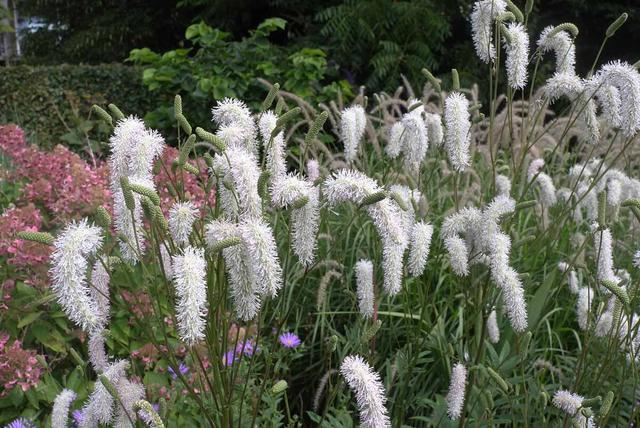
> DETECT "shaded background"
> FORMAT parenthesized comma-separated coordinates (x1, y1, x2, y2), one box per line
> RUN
(1, 0, 639, 147)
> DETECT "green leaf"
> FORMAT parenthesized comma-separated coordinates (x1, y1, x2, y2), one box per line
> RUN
(254, 18, 287, 37)
(17, 311, 43, 329)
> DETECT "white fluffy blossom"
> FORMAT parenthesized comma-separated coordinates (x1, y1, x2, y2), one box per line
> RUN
(558, 261, 580, 294)
(160, 244, 173, 278)
(471, 0, 507, 63)
(114, 379, 145, 428)
(341, 105, 367, 162)
(340, 355, 390, 428)
(88, 329, 109, 373)
(544, 72, 600, 144)
(446, 363, 467, 420)
(591, 223, 621, 286)
(172, 246, 208, 345)
(109, 117, 164, 263)
(386, 103, 429, 173)
(487, 309, 500, 343)
(444, 92, 472, 171)
(442, 196, 528, 331)
(589, 60, 640, 137)
(212, 98, 257, 150)
(355, 260, 375, 319)
(424, 112, 444, 148)
(239, 218, 283, 298)
(50, 219, 103, 332)
(503, 23, 530, 89)
(307, 159, 321, 183)
(205, 219, 260, 320)
(270, 173, 311, 208)
(291, 187, 320, 267)
(576, 286, 594, 330)
(212, 146, 262, 220)
(527, 158, 557, 206)
(538, 26, 577, 75)
(408, 221, 433, 277)
(496, 174, 511, 196)
(52, 389, 77, 428)
(80, 360, 129, 427)
(553, 390, 596, 428)
(169, 201, 198, 246)
(90, 261, 110, 327)
(259, 110, 287, 178)
(324, 170, 408, 294)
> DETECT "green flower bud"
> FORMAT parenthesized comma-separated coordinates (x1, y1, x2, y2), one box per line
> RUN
(271, 380, 288, 394)
(261, 83, 280, 112)
(276, 107, 302, 127)
(452, 69, 460, 91)
(16, 231, 54, 246)
(95, 206, 112, 229)
(304, 111, 329, 146)
(359, 191, 387, 208)
(195, 127, 226, 152)
(91, 105, 113, 126)
(107, 103, 125, 121)
(606, 13, 628, 38)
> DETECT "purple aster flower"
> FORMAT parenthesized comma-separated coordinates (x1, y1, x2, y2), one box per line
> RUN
(5, 419, 33, 428)
(279, 332, 301, 348)
(168, 362, 189, 379)
(222, 350, 237, 367)
(235, 339, 258, 357)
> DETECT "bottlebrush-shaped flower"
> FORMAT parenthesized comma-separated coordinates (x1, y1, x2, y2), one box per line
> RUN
(259, 110, 287, 178)
(471, 0, 507, 63)
(52, 389, 77, 428)
(407, 221, 434, 277)
(50, 219, 103, 332)
(169, 201, 198, 246)
(340, 355, 390, 428)
(538, 26, 577, 75)
(503, 22, 530, 89)
(355, 260, 375, 319)
(172, 246, 208, 346)
(444, 92, 472, 171)
(341, 105, 367, 162)
(446, 363, 467, 420)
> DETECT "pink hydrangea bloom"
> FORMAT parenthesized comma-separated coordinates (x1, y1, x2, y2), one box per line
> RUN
(0, 332, 43, 395)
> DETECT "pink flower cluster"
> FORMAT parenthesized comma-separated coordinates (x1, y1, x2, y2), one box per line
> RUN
(0, 125, 111, 223)
(0, 332, 43, 395)
(0, 204, 50, 287)
(155, 147, 215, 215)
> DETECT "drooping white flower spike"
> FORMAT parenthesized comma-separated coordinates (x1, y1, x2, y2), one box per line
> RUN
(172, 246, 208, 346)
(324, 170, 408, 295)
(90, 261, 111, 327)
(552, 389, 596, 428)
(589, 60, 640, 137)
(355, 260, 375, 319)
(50, 219, 103, 332)
(88, 329, 109, 373)
(205, 219, 260, 321)
(291, 187, 320, 267)
(408, 221, 434, 277)
(114, 379, 146, 428)
(503, 22, 530, 89)
(471, 0, 507, 63)
(444, 92, 472, 171)
(527, 158, 557, 207)
(446, 363, 468, 420)
(487, 309, 500, 343)
(558, 261, 580, 294)
(109, 117, 165, 263)
(495, 174, 512, 196)
(306, 159, 321, 183)
(538, 25, 577, 75)
(212, 146, 262, 220)
(442, 196, 528, 331)
(240, 218, 284, 299)
(591, 223, 621, 286)
(79, 360, 129, 427)
(52, 389, 77, 428)
(341, 105, 367, 162)
(211, 97, 257, 151)
(424, 112, 444, 148)
(169, 201, 198, 246)
(576, 286, 594, 330)
(340, 355, 391, 428)
(258, 110, 287, 178)
(543, 72, 600, 144)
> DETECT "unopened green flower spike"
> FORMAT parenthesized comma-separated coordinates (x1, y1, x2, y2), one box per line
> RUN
(271, 380, 288, 394)
(606, 13, 627, 38)
(17, 231, 54, 246)
(276, 107, 301, 127)
(108, 103, 125, 121)
(174, 94, 183, 116)
(505, 0, 524, 22)
(305, 111, 329, 146)
(95, 206, 112, 228)
(91, 105, 113, 126)
(359, 191, 387, 207)
(261, 83, 280, 112)
(195, 127, 226, 152)
(422, 68, 441, 92)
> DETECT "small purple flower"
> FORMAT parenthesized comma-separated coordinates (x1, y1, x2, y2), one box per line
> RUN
(168, 363, 189, 379)
(72, 409, 84, 426)
(235, 339, 258, 357)
(222, 350, 237, 367)
(138, 403, 161, 424)
(6, 419, 33, 428)
(279, 332, 301, 348)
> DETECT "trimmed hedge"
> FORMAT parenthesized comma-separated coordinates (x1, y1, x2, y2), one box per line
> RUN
(0, 64, 152, 150)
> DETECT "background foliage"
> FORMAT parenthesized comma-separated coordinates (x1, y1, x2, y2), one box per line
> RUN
(0, 64, 152, 152)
